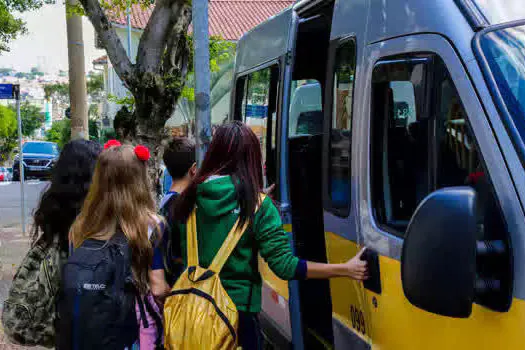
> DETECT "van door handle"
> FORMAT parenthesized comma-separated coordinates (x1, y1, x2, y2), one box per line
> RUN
(361, 248, 382, 294)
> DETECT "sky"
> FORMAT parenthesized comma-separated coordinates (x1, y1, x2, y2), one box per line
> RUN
(0, 3, 105, 74)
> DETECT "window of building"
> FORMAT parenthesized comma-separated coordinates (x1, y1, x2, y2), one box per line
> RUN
(326, 39, 357, 215)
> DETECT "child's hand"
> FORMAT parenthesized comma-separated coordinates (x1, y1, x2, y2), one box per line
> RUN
(344, 248, 368, 281)
(263, 184, 275, 195)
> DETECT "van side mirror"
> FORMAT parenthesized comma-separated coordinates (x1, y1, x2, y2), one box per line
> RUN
(402, 187, 477, 318)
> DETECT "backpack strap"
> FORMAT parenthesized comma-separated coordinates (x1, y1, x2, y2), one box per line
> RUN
(186, 209, 199, 268)
(208, 193, 267, 274)
(207, 218, 248, 273)
(142, 295, 164, 349)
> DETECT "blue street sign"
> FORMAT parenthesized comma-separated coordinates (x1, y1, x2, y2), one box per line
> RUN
(0, 84, 13, 99)
(0, 84, 18, 99)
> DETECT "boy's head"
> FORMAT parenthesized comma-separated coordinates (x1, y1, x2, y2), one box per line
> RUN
(163, 137, 196, 180)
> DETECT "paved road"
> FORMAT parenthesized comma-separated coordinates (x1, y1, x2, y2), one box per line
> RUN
(0, 181, 48, 348)
(0, 181, 49, 229)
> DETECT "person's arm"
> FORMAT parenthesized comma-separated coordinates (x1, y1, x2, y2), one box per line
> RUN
(255, 198, 368, 281)
(306, 248, 368, 280)
(149, 221, 171, 300)
(255, 198, 302, 280)
(149, 269, 171, 301)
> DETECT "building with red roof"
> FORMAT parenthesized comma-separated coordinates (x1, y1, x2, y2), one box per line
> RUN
(105, 0, 293, 41)
(94, 0, 293, 125)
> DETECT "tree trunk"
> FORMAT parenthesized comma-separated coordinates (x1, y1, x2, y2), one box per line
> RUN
(114, 73, 188, 197)
(80, 0, 191, 198)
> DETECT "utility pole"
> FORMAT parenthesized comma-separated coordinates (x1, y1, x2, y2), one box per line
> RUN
(14, 87, 26, 235)
(126, 0, 132, 57)
(66, 0, 88, 140)
(193, 0, 211, 165)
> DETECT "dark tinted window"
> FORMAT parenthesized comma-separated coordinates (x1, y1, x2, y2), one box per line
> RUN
(371, 55, 506, 241)
(371, 59, 430, 233)
(327, 40, 356, 215)
(23, 142, 59, 155)
(435, 77, 480, 189)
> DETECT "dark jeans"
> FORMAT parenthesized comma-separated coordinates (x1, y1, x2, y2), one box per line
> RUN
(238, 312, 262, 350)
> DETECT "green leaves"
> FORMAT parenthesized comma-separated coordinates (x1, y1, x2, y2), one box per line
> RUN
(8, 101, 45, 137)
(45, 119, 70, 148)
(0, 0, 44, 53)
(186, 35, 236, 74)
(0, 104, 16, 140)
(44, 83, 69, 101)
(0, 103, 45, 161)
(0, 105, 17, 162)
(108, 93, 135, 109)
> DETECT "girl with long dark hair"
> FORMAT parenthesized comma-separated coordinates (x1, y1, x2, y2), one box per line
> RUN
(159, 121, 367, 349)
(32, 139, 102, 252)
(2, 140, 102, 347)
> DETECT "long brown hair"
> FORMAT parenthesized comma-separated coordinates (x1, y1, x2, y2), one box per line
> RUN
(70, 144, 156, 293)
(174, 121, 264, 226)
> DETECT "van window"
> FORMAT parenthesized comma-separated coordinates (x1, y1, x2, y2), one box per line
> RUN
(436, 78, 479, 188)
(371, 55, 503, 239)
(236, 65, 279, 192)
(326, 40, 356, 215)
(371, 58, 430, 233)
(289, 80, 323, 136)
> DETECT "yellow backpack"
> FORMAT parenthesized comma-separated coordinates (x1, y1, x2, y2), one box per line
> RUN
(164, 195, 265, 350)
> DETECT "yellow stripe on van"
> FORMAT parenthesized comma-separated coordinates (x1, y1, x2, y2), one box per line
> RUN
(324, 232, 371, 342)
(324, 231, 525, 349)
(258, 224, 293, 300)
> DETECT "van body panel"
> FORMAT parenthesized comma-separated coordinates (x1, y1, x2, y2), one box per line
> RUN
(323, 235, 525, 348)
(357, 32, 525, 300)
(356, 32, 523, 347)
(462, 59, 525, 301)
(324, 232, 369, 344)
(332, 0, 475, 62)
(231, 1, 525, 348)
(235, 7, 293, 75)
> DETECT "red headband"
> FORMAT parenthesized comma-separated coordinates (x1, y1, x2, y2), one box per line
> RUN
(103, 139, 150, 161)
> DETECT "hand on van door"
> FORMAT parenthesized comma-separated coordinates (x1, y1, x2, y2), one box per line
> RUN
(306, 248, 369, 281)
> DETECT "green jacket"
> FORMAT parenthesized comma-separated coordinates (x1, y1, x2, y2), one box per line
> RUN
(177, 176, 299, 312)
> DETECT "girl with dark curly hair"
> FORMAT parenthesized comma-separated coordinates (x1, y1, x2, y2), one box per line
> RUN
(31, 139, 102, 252)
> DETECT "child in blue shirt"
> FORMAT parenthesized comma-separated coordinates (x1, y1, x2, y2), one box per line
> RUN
(150, 137, 197, 297)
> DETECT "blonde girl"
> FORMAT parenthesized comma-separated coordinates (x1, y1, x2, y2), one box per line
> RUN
(59, 140, 161, 350)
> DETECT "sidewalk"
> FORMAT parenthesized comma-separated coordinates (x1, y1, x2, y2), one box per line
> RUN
(0, 224, 46, 349)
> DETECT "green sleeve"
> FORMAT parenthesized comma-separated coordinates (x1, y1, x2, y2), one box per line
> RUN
(253, 197, 299, 280)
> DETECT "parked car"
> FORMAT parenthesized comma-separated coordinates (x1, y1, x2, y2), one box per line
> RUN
(12, 141, 60, 181)
(0, 167, 9, 182)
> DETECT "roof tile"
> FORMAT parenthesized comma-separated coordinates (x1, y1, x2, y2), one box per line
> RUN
(108, 0, 293, 41)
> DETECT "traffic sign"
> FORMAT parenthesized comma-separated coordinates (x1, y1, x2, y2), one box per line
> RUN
(0, 84, 18, 99)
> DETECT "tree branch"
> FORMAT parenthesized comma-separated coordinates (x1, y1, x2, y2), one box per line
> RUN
(78, 0, 134, 88)
(136, 0, 185, 74)
(163, 3, 191, 74)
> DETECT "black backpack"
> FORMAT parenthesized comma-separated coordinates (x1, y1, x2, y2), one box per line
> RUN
(57, 233, 138, 350)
